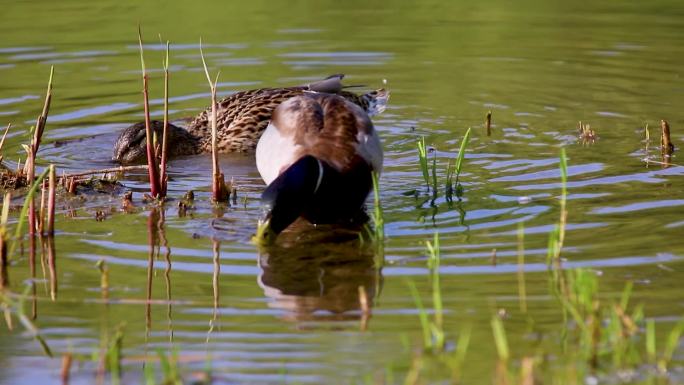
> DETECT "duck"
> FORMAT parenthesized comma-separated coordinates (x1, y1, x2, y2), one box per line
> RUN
(112, 74, 388, 164)
(256, 92, 383, 236)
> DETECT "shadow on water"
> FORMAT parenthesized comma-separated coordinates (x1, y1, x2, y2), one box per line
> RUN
(257, 220, 382, 325)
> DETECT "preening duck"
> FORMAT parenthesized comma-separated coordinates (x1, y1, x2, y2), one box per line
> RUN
(256, 92, 383, 235)
(112, 74, 388, 164)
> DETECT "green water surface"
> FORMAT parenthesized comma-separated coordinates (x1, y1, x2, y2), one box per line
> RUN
(1, 1, 683, 384)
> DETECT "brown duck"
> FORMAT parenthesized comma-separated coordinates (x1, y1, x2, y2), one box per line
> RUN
(256, 91, 384, 235)
(112, 74, 388, 164)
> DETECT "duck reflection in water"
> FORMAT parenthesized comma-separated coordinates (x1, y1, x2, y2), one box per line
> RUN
(256, 219, 382, 325)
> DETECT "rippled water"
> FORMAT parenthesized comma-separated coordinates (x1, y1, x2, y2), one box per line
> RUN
(1, 1, 684, 384)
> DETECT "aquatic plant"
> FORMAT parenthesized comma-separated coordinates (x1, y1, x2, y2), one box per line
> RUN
(516, 222, 527, 313)
(159, 39, 171, 199)
(417, 136, 430, 190)
(578, 121, 596, 142)
(445, 127, 471, 201)
(370, 171, 385, 261)
(46, 165, 55, 235)
(490, 315, 509, 362)
(407, 232, 445, 352)
(137, 27, 164, 199)
(546, 148, 568, 268)
(200, 39, 230, 203)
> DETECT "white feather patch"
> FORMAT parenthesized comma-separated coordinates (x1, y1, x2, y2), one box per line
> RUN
(256, 122, 301, 185)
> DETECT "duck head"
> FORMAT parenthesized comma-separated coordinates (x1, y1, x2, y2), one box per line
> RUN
(258, 154, 374, 238)
(112, 120, 187, 164)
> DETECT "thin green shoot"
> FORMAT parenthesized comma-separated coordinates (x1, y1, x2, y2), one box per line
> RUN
(407, 280, 432, 350)
(107, 323, 125, 385)
(417, 136, 429, 190)
(646, 319, 656, 364)
(619, 281, 633, 312)
(143, 361, 155, 385)
(491, 316, 510, 361)
(425, 232, 442, 330)
(547, 148, 568, 266)
(446, 127, 471, 200)
(447, 324, 471, 383)
(370, 171, 384, 261)
(660, 318, 684, 371)
(517, 221, 527, 313)
(430, 150, 437, 198)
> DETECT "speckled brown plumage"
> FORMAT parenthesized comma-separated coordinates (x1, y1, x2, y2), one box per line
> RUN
(271, 93, 375, 173)
(187, 87, 384, 154)
(112, 75, 388, 165)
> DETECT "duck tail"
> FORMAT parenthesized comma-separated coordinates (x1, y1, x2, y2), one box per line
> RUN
(362, 88, 390, 117)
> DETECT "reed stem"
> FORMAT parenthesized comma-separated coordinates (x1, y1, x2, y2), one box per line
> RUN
(159, 39, 170, 197)
(138, 27, 162, 199)
(200, 39, 229, 202)
(47, 165, 56, 236)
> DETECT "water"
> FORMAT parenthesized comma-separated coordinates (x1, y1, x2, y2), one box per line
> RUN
(1, 1, 683, 384)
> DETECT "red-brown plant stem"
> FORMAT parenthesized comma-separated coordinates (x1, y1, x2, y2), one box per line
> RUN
(200, 40, 229, 202)
(29, 230, 37, 319)
(39, 179, 47, 234)
(159, 40, 170, 198)
(47, 165, 56, 236)
(138, 27, 161, 199)
(60, 352, 72, 385)
(26, 147, 38, 237)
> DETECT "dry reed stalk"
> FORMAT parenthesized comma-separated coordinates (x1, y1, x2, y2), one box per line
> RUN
(47, 236, 57, 301)
(26, 67, 54, 238)
(661, 120, 675, 155)
(31, 66, 54, 158)
(39, 179, 46, 234)
(486, 110, 492, 136)
(0, 123, 11, 162)
(47, 165, 55, 235)
(62, 164, 148, 178)
(66, 177, 76, 194)
(29, 232, 37, 320)
(60, 352, 72, 385)
(138, 27, 162, 199)
(200, 40, 229, 202)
